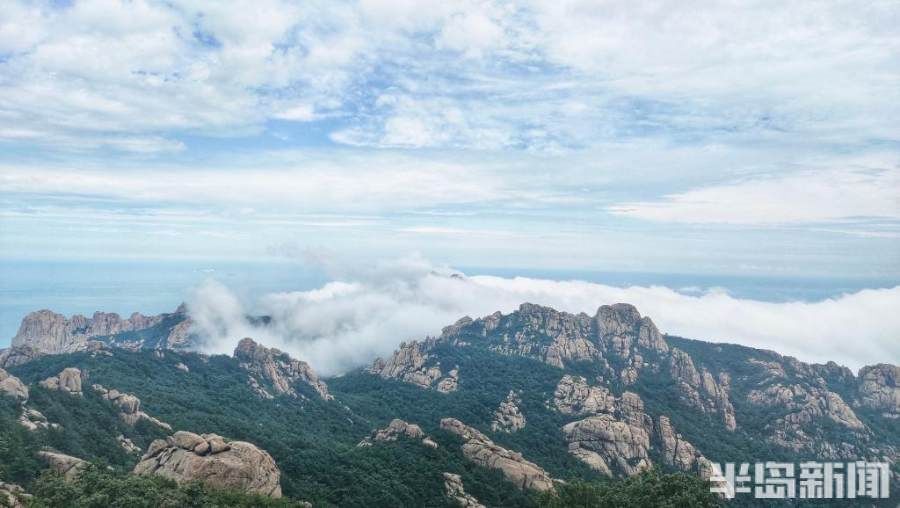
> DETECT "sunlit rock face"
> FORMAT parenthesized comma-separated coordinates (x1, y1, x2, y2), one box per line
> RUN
(11, 305, 191, 356)
(134, 431, 282, 498)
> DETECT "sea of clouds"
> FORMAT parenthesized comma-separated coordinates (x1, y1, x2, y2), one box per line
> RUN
(187, 256, 900, 377)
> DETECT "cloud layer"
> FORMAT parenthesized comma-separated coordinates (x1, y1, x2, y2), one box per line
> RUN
(1, 0, 898, 152)
(187, 257, 900, 376)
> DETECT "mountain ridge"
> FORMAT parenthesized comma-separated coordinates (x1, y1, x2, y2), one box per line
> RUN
(1, 301, 897, 505)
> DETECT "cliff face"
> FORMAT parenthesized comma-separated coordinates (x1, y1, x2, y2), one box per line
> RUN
(9, 305, 192, 355)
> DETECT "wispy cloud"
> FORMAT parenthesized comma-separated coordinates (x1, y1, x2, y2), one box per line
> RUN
(0, 0, 897, 275)
(609, 162, 900, 225)
(188, 257, 900, 376)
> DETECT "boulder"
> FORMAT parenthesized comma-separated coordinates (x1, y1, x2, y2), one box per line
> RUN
(440, 418, 554, 492)
(0, 368, 28, 401)
(134, 432, 281, 498)
(39, 368, 83, 396)
(358, 419, 437, 448)
(18, 407, 59, 431)
(92, 383, 172, 430)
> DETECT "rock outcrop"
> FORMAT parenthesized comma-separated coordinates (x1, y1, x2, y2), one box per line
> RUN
(11, 305, 191, 356)
(18, 407, 59, 431)
(747, 382, 866, 454)
(491, 391, 526, 432)
(233, 338, 331, 400)
(0, 368, 28, 401)
(857, 364, 900, 418)
(553, 375, 616, 415)
(656, 416, 714, 477)
(134, 431, 282, 498)
(489, 303, 602, 369)
(443, 472, 485, 508)
(436, 368, 460, 393)
(440, 418, 554, 492)
(370, 339, 463, 393)
(38, 451, 88, 481)
(92, 384, 172, 430)
(0, 482, 31, 507)
(39, 368, 84, 396)
(0, 345, 42, 369)
(371, 341, 441, 388)
(669, 349, 737, 431)
(358, 419, 438, 448)
(118, 434, 141, 454)
(561, 392, 653, 477)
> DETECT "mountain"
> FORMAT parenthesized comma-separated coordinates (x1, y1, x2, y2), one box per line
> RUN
(0, 302, 897, 506)
(5, 305, 192, 363)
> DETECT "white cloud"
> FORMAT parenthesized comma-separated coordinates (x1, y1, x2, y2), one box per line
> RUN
(188, 257, 900, 376)
(609, 164, 900, 224)
(1, 0, 896, 152)
(0, 156, 509, 212)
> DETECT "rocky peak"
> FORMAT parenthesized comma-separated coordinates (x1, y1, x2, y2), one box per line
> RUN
(12, 305, 191, 357)
(370, 340, 459, 392)
(430, 302, 672, 379)
(233, 338, 331, 400)
(594, 303, 668, 355)
(134, 431, 282, 498)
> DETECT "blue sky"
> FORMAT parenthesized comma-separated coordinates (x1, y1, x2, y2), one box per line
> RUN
(1, 0, 899, 278)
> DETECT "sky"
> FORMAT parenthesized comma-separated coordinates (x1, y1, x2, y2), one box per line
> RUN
(0, 0, 897, 277)
(0, 1, 898, 369)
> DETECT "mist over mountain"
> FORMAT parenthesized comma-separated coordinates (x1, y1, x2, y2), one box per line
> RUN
(181, 258, 900, 376)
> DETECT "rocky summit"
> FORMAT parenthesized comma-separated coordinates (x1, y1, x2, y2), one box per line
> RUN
(1, 301, 897, 506)
(9, 304, 192, 355)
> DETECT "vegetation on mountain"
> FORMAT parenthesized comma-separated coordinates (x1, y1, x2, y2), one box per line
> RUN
(2, 302, 897, 506)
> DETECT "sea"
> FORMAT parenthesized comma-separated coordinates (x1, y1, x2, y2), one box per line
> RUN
(1, 259, 896, 348)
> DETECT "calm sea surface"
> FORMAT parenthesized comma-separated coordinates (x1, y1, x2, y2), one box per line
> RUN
(1, 259, 896, 347)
